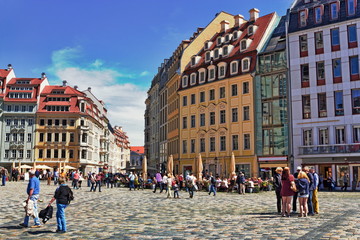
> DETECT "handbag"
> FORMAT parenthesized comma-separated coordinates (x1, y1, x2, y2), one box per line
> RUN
(290, 181, 298, 192)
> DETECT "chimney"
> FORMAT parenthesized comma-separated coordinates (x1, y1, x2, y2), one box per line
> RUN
(88, 87, 91, 92)
(7, 64, 12, 70)
(41, 72, 46, 79)
(220, 20, 230, 32)
(249, 8, 260, 22)
(62, 80, 67, 87)
(74, 85, 78, 90)
(234, 14, 245, 27)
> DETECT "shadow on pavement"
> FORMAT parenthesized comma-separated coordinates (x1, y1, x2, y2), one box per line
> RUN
(27, 230, 55, 235)
(0, 226, 24, 229)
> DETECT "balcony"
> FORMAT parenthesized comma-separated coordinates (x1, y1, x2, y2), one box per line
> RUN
(78, 125, 89, 131)
(299, 143, 360, 155)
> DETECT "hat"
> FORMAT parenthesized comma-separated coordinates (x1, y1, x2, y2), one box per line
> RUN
(297, 166, 302, 171)
(29, 169, 35, 175)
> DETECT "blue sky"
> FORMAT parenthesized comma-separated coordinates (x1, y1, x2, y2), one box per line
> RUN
(0, 0, 292, 145)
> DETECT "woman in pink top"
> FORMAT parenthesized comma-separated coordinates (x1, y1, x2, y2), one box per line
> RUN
(280, 167, 295, 217)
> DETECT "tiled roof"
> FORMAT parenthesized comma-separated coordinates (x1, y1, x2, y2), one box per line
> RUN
(0, 69, 11, 78)
(130, 146, 144, 154)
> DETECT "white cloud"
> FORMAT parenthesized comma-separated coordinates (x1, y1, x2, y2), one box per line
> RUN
(48, 47, 147, 146)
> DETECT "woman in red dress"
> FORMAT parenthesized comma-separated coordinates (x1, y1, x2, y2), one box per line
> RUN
(280, 167, 295, 217)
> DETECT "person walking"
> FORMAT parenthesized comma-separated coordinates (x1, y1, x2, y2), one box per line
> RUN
(73, 170, 79, 190)
(274, 167, 283, 214)
(178, 174, 184, 191)
(20, 170, 41, 228)
(162, 174, 168, 193)
(208, 172, 216, 196)
(153, 171, 163, 193)
(89, 173, 96, 192)
(341, 174, 349, 191)
(186, 173, 196, 198)
(311, 168, 320, 214)
(237, 173, 246, 195)
(296, 171, 310, 217)
(166, 174, 172, 198)
(54, 169, 59, 185)
(303, 167, 315, 216)
(173, 180, 180, 198)
(48, 177, 73, 233)
(280, 167, 296, 217)
(128, 172, 135, 191)
(292, 166, 301, 213)
(94, 172, 102, 192)
(1, 167, 8, 186)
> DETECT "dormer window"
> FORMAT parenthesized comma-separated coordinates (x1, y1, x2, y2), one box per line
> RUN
(248, 26, 254, 35)
(204, 41, 212, 50)
(242, 58, 251, 72)
(198, 69, 206, 84)
(314, 6, 323, 23)
(223, 46, 228, 56)
(347, 0, 356, 16)
(330, 2, 339, 20)
(208, 66, 216, 81)
(299, 10, 307, 27)
(182, 76, 188, 88)
(205, 51, 211, 62)
(190, 73, 197, 85)
(214, 49, 220, 59)
(191, 56, 201, 67)
(218, 63, 227, 79)
(233, 31, 238, 39)
(225, 34, 231, 42)
(240, 40, 247, 51)
(217, 37, 223, 46)
(230, 61, 239, 75)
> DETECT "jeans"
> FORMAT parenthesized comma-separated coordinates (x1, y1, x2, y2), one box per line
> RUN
(174, 190, 179, 198)
(56, 203, 68, 232)
(90, 182, 96, 191)
(24, 194, 41, 226)
(73, 179, 78, 189)
(94, 181, 101, 192)
(188, 187, 194, 198)
(307, 190, 314, 214)
(87, 179, 91, 187)
(1, 175, 6, 186)
(129, 180, 135, 190)
(209, 184, 216, 196)
(293, 191, 298, 212)
(54, 177, 59, 185)
(276, 190, 282, 213)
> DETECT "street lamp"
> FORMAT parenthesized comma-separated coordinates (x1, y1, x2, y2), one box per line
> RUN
(214, 157, 218, 175)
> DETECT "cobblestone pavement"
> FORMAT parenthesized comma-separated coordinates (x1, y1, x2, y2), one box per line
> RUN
(0, 182, 359, 240)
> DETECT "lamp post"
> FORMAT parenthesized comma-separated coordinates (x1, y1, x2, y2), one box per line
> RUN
(214, 157, 218, 175)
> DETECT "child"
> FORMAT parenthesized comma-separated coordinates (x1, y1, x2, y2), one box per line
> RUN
(173, 180, 180, 198)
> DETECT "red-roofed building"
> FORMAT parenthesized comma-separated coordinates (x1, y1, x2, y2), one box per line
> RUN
(130, 146, 145, 171)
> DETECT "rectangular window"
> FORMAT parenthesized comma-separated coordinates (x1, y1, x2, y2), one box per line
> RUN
(335, 91, 344, 116)
(209, 89, 215, 100)
(331, 28, 340, 51)
(352, 89, 360, 114)
(62, 119, 67, 126)
(183, 96, 187, 106)
(55, 119, 60, 126)
(303, 129, 312, 145)
(62, 133, 67, 142)
(70, 133, 74, 142)
(47, 133, 52, 142)
(350, 56, 359, 80)
(61, 150, 66, 158)
(348, 25, 357, 43)
(69, 150, 74, 159)
(47, 119, 52, 126)
(39, 149, 43, 158)
(19, 133, 24, 142)
(333, 58, 342, 82)
(26, 150, 31, 159)
(27, 133, 31, 142)
(315, 7, 322, 23)
(302, 95, 311, 119)
(191, 94, 195, 105)
(199, 71, 205, 82)
(191, 139, 195, 153)
(354, 126, 360, 142)
(231, 84, 238, 96)
(318, 93, 327, 118)
(220, 110, 226, 124)
(220, 136, 226, 151)
(14, 105, 19, 112)
(200, 138, 205, 152)
(316, 61, 325, 80)
(330, 2, 339, 19)
(4, 150, 9, 159)
(191, 115, 195, 128)
(182, 140, 187, 154)
(21, 105, 26, 112)
(54, 133, 59, 142)
(220, 87, 225, 98)
(28, 119, 33, 126)
(54, 149, 59, 158)
(18, 150, 23, 158)
(182, 117, 187, 129)
(39, 133, 44, 142)
(70, 120, 75, 126)
(5, 133, 10, 142)
(243, 82, 249, 94)
(6, 119, 11, 126)
(299, 10, 307, 27)
(335, 127, 346, 144)
(210, 112, 215, 125)
(315, 31, 324, 54)
(210, 137, 215, 152)
(200, 113, 205, 126)
(301, 64, 309, 87)
(40, 119, 45, 126)
(13, 119, 18, 126)
(12, 133, 17, 142)
(244, 134, 250, 150)
(209, 69, 215, 80)
(232, 135, 239, 150)
(299, 35, 308, 57)
(219, 66, 225, 77)
(46, 149, 51, 158)
(231, 62, 238, 74)
(200, 92, 205, 102)
(7, 105, 11, 112)
(243, 106, 250, 121)
(348, 0, 356, 15)
(319, 128, 329, 145)
(232, 108, 238, 122)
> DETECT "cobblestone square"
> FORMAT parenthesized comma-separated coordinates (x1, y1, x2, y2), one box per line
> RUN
(0, 182, 359, 239)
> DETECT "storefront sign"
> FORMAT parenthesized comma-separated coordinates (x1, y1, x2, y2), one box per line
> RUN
(258, 156, 287, 162)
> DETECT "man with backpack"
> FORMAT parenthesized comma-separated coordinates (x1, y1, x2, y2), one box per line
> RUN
(48, 177, 74, 234)
(208, 172, 216, 196)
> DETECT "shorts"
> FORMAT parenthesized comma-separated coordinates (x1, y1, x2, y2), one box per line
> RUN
(299, 194, 309, 198)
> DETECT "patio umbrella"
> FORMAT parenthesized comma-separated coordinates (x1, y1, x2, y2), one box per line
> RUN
(20, 164, 33, 169)
(197, 153, 203, 180)
(142, 155, 147, 180)
(167, 155, 173, 176)
(35, 164, 52, 170)
(64, 165, 76, 170)
(230, 152, 236, 177)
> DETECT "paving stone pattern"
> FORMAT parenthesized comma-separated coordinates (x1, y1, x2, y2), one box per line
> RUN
(0, 182, 359, 239)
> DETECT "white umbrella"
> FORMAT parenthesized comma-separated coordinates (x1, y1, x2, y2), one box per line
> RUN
(20, 164, 33, 169)
(142, 156, 147, 180)
(64, 165, 77, 170)
(35, 164, 52, 170)
(167, 155, 173, 176)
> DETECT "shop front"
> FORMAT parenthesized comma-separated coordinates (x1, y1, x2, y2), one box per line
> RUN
(258, 156, 289, 179)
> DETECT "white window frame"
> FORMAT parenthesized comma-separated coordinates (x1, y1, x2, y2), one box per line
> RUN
(208, 66, 216, 81)
(240, 39, 247, 51)
(205, 51, 212, 63)
(242, 57, 251, 72)
(217, 37, 223, 46)
(230, 61, 239, 75)
(198, 69, 206, 84)
(190, 73, 197, 86)
(248, 25, 254, 36)
(218, 62, 227, 79)
(182, 76, 188, 88)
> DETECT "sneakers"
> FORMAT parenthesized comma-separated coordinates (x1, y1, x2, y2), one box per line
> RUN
(19, 223, 28, 228)
(56, 229, 66, 233)
(30, 225, 41, 228)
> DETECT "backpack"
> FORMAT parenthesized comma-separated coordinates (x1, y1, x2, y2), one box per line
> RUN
(68, 187, 74, 204)
(210, 176, 216, 185)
